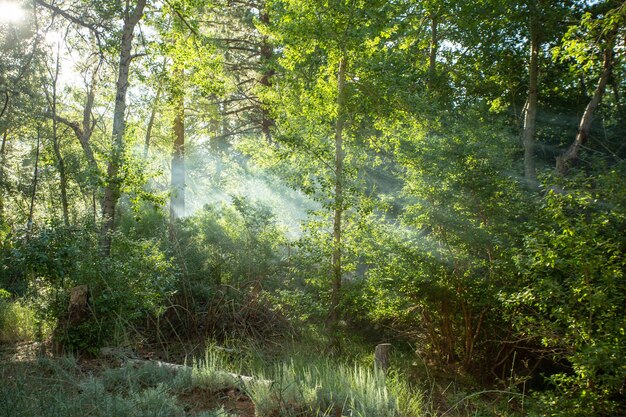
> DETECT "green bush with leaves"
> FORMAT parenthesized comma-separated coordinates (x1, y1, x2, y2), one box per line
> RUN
(508, 167, 626, 415)
(352, 120, 530, 373)
(172, 197, 286, 289)
(0, 220, 178, 351)
(157, 198, 291, 340)
(55, 232, 177, 352)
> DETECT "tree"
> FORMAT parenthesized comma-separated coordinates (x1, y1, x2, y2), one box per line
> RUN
(45, 38, 70, 226)
(260, 0, 408, 347)
(521, 0, 540, 183)
(0, 2, 46, 224)
(556, 1, 625, 174)
(167, 4, 187, 222)
(100, 0, 147, 255)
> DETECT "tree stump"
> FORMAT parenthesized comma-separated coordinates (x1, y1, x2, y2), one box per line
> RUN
(374, 343, 392, 373)
(67, 285, 89, 325)
(52, 285, 90, 354)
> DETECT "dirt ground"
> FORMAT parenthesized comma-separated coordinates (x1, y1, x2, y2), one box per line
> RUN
(179, 386, 255, 417)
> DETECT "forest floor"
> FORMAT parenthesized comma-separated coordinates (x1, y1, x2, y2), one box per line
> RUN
(0, 339, 523, 417)
(0, 340, 258, 417)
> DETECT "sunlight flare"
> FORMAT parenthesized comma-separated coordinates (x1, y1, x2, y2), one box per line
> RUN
(0, 1, 25, 24)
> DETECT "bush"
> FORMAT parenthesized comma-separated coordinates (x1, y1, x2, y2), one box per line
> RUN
(508, 167, 626, 415)
(55, 232, 177, 353)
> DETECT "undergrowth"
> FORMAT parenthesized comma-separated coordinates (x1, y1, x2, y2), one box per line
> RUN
(245, 360, 423, 417)
(0, 291, 41, 343)
(0, 354, 237, 417)
(0, 343, 427, 417)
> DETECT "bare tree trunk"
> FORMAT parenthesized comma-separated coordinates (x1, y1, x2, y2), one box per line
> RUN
(259, 6, 275, 142)
(144, 85, 162, 157)
(374, 343, 392, 373)
(330, 56, 347, 349)
(556, 42, 613, 175)
(170, 73, 185, 222)
(49, 44, 70, 226)
(522, 13, 539, 183)
(100, 0, 146, 256)
(28, 128, 42, 229)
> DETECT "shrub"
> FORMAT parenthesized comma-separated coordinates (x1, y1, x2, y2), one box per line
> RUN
(508, 168, 626, 415)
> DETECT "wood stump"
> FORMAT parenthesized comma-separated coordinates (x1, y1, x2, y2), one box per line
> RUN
(52, 285, 90, 354)
(374, 343, 392, 373)
(67, 285, 89, 325)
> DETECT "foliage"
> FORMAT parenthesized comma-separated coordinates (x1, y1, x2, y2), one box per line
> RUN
(0, 0, 625, 413)
(173, 198, 286, 289)
(0, 221, 176, 351)
(508, 165, 626, 415)
(352, 116, 530, 373)
(157, 199, 292, 341)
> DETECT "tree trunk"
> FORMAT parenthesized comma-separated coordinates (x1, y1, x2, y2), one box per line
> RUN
(52, 118, 70, 227)
(374, 343, 392, 373)
(440, 299, 455, 363)
(329, 56, 347, 349)
(556, 42, 613, 175)
(50, 46, 70, 226)
(0, 129, 7, 221)
(522, 12, 539, 183)
(28, 128, 41, 229)
(428, 15, 438, 92)
(259, 6, 275, 142)
(100, 0, 146, 256)
(170, 74, 185, 222)
(0, 93, 8, 221)
(81, 76, 98, 174)
(144, 85, 162, 157)
(169, 11, 186, 225)
(49, 66, 99, 176)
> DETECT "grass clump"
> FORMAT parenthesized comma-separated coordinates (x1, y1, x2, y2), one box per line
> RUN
(190, 348, 240, 391)
(101, 361, 189, 393)
(245, 359, 423, 417)
(0, 356, 235, 417)
(0, 292, 38, 343)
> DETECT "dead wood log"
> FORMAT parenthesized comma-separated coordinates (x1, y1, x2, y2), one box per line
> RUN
(124, 358, 270, 385)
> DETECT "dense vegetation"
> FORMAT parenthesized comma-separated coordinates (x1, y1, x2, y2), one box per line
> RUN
(1, 0, 625, 415)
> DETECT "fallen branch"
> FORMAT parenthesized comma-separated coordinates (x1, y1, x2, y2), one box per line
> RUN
(124, 358, 270, 385)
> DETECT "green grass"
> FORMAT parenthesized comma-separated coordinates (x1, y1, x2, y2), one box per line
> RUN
(244, 358, 423, 417)
(0, 342, 427, 417)
(0, 354, 238, 417)
(0, 297, 39, 343)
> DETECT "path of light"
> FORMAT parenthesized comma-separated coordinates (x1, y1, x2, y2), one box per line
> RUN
(0, 1, 25, 24)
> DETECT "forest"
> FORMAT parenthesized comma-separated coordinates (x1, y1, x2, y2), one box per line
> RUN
(0, 0, 625, 416)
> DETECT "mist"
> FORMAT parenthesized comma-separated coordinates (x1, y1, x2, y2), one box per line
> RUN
(142, 138, 320, 240)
